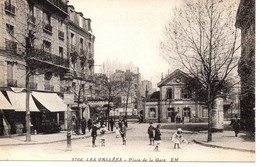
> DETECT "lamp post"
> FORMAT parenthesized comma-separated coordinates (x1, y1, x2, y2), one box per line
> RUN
(66, 104, 72, 151)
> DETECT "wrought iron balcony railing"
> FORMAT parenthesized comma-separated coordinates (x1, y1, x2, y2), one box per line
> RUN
(30, 48, 69, 68)
(46, 0, 67, 14)
(5, 39, 17, 54)
(7, 79, 17, 87)
(5, 1, 15, 15)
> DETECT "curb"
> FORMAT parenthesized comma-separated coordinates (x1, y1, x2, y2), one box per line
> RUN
(193, 139, 255, 153)
(0, 131, 116, 147)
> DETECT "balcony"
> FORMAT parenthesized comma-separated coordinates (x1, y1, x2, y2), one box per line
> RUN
(30, 48, 69, 68)
(43, 23, 53, 34)
(7, 79, 17, 87)
(5, 1, 15, 15)
(58, 30, 65, 40)
(44, 83, 54, 91)
(29, 82, 37, 89)
(5, 39, 17, 54)
(45, 0, 68, 15)
(27, 14, 36, 25)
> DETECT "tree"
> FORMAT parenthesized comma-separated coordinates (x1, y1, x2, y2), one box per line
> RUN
(160, 0, 240, 141)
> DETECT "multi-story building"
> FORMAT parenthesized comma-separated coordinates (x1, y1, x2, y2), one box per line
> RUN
(67, 5, 95, 123)
(235, 0, 255, 132)
(0, 0, 95, 135)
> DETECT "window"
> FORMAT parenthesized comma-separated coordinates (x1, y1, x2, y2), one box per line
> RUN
(202, 108, 208, 118)
(28, 2, 34, 16)
(43, 11, 51, 25)
(71, 33, 75, 45)
(43, 40, 51, 53)
(88, 42, 91, 52)
(80, 38, 83, 49)
(59, 47, 63, 59)
(166, 88, 172, 99)
(149, 108, 156, 118)
(89, 85, 92, 94)
(6, 24, 14, 35)
(7, 62, 14, 80)
(182, 89, 192, 99)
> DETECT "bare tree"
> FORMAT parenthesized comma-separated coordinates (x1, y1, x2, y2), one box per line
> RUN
(160, 0, 240, 142)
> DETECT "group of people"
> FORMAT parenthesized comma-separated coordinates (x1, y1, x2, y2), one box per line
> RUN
(82, 117, 128, 147)
(147, 122, 188, 151)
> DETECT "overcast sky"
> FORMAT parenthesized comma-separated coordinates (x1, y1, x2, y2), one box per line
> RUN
(69, 0, 182, 88)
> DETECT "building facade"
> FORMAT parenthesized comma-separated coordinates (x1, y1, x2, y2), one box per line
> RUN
(235, 0, 255, 132)
(145, 69, 206, 123)
(0, 0, 95, 135)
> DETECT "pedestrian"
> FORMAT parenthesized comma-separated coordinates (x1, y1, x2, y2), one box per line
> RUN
(91, 122, 99, 147)
(118, 119, 122, 129)
(115, 124, 120, 138)
(120, 123, 127, 145)
(154, 124, 161, 151)
(87, 118, 93, 132)
(230, 114, 240, 137)
(109, 118, 114, 131)
(171, 128, 188, 149)
(100, 124, 108, 147)
(147, 122, 155, 145)
(182, 116, 185, 124)
(81, 117, 86, 135)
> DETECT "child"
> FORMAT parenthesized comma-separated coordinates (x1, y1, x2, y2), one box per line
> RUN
(100, 125, 107, 147)
(154, 124, 161, 151)
(115, 124, 120, 138)
(147, 122, 155, 145)
(171, 128, 188, 149)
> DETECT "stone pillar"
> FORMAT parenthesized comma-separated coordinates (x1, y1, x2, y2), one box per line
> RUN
(211, 97, 224, 132)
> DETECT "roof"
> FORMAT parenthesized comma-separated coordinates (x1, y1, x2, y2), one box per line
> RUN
(145, 91, 160, 101)
(157, 69, 190, 87)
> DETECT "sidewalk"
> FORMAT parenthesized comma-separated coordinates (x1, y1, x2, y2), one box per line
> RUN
(192, 130, 255, 153)
(0, 130, 114, 147)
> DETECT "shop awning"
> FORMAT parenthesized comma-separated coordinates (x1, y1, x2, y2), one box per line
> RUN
(0, 92, 14, 110)
(6, 91, 40, 112)
(32, 92, 67, 112)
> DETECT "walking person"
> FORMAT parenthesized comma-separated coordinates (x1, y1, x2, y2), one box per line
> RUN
(100, 125, 108, 147)
(230, 114, 240, 137)
(87, 118, 93, 132)
(147, 122, 155, 145)
(154, 124, 161, 151)
(91, 122, 99, 147)
(120, 123, 127, 145)
(81, 117, 86, 135)
(109, 118, 114, 131)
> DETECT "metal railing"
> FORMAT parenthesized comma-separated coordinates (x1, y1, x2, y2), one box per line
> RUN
(46, 0, 67, 13)
(30, 48, 69, 68)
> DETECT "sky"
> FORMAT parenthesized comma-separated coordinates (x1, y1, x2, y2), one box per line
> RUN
(69, 0, 183, 88)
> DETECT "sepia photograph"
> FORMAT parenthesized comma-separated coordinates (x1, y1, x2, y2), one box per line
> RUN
(0, 0, 256, 164)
